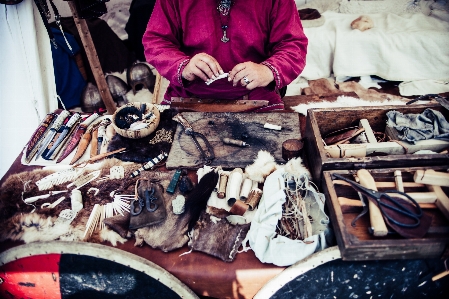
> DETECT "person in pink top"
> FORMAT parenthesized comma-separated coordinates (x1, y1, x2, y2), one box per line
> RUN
(142, 0, 307, 112)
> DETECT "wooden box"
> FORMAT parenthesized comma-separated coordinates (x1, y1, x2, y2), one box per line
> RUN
(322, 167, 449, 261)
(304, 104, 449, 184)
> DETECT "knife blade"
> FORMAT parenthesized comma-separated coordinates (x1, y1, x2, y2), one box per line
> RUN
(56, 113, 100, 163)
(34, 110, 71, 160)
(41, 114, 71, 159)
(44, 112, 82, 160)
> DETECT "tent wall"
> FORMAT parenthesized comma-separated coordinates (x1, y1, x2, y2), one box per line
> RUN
(0, 1, 57, 178)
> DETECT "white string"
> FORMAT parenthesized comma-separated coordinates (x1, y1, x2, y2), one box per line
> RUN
(20, 178, 36, 213)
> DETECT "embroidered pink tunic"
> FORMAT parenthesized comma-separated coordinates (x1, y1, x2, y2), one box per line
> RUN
(143, 0, 307, 111)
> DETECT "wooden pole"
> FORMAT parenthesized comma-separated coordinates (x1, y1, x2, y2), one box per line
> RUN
(68, 1, 116, 115)
(152, 72, 162, 104)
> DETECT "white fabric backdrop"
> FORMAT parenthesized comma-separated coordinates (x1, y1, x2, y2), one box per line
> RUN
(0, 1, 57, 179)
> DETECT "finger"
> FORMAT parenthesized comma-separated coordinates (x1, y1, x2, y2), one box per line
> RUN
(240, 76, 251, 87)
(191, 66, 210, 82)
(228, 63, 247, 82)
(233, 69, 248, 86)
(193, 60, 218, 82)
(198, 54, 222, 77)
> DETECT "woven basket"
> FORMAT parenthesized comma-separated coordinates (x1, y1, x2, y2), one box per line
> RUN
(111, 102, 160, 139)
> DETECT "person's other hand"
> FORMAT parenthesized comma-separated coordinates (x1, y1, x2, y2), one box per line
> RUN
(228, 62, 274, 89)
(182, 53, 223, 82)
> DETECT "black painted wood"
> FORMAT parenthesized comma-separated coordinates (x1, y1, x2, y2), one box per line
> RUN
(271, 258, 449, 299)
(59, 254, 182, 298)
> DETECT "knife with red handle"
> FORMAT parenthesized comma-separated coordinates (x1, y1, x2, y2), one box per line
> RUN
(24, 110, 59, 163)
(56, 113, 100, 163)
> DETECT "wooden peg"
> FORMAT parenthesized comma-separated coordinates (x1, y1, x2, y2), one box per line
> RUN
(432, 270, 449, 281)
(357, 169, 389, 237)
(432, 259, 449, 281)
(394, 170, 405, 192)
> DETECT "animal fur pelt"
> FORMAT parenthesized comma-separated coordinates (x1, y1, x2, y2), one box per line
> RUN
(188, 209, 251, 262)
(107, 108, 178, 163)
(133, 170, 194, 252)
(337, 81, 409, 103)
(292, 95, 408, 116)
(281, 157, 311, 180)
(245, 150, 278, 183)
(184, 170, 219, 231)
(0, 158, 189, 251)
(308, 78, 339, 94)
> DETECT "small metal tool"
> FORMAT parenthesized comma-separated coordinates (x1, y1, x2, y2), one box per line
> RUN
(222, 137, 249, 147)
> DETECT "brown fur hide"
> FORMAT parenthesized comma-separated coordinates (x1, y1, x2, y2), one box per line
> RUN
(0, 158, 191, 251)
(188, 209, 250, 262)
(134, 171, 193, 252)
(337, 81, 409, 103)
(308, 78, 339, 94)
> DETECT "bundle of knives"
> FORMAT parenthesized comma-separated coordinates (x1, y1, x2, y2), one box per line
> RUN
(24, 109, 103, 165)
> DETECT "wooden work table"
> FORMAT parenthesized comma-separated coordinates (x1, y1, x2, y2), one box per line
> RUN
(0, 144, 285, 299)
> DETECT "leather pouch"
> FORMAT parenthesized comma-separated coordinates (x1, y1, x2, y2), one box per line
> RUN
(129, 179, 167, 230)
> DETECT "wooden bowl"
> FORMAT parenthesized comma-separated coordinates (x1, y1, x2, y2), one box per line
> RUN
(111, 102, 160, 139)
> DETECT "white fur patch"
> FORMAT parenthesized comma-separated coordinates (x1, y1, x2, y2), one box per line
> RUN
(245, 150, 278, 183)
(282, 157, 311, 179)
(99, 227, 127, 246)
(292, 95, 407, 116)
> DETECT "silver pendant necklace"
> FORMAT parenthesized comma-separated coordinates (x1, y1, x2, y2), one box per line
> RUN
(217, 0, 233, 43)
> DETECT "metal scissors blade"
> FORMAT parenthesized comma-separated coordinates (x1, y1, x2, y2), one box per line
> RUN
(173, 113, 215, 165)
(332, 173, 422, 228)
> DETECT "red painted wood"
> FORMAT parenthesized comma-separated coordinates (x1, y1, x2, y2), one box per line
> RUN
(0, 254, 61, 299)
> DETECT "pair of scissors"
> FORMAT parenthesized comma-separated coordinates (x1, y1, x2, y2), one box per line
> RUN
(332, 173, 423, 229)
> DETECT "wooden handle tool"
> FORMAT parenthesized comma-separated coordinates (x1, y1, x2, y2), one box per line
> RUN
(414, 169, 449, 187)
(356, 169, 389, 237)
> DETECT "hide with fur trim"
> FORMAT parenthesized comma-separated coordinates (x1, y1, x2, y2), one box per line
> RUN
(188, 209, 250, 262)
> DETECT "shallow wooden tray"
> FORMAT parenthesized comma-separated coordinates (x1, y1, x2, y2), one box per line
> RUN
(322, 167, 449, 261)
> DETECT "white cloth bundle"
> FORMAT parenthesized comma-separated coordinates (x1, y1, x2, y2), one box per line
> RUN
(241, 168, 329, 266)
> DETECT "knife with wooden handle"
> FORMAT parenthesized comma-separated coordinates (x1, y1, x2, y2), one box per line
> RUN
(357, 169, 389, 237)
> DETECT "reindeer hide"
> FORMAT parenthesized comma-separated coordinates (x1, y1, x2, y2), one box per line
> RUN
(188, 209, 250, 262)
(0, 158, 190, 251)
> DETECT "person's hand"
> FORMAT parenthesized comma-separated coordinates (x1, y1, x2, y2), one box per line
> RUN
(228, 62, 274, 90)
(182, 53, 224, 82)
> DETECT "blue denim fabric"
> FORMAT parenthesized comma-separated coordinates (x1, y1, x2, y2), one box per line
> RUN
(386, 108, 449, 144)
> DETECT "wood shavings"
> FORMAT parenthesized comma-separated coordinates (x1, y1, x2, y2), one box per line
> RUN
(148, 128, 173, 144)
